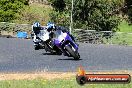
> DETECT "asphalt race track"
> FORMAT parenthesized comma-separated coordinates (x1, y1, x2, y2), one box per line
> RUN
(0, 38, 132, 72)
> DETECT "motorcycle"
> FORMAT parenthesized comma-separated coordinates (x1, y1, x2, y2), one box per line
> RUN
(35, 28, 62, 55)
(53, 30, 80, 60)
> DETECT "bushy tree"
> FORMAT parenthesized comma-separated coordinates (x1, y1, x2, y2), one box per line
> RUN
(73, 0, 123, 31)
(123, 0, 132, 23)
(48, 0, 71, 27)
(48, 0, 124, 31)
(49, 11, 70, 27)
(48, 0, 66, 12)
(0, 0, 28, 22)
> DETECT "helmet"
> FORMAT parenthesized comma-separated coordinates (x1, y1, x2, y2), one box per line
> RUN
(46, 22, 55, 30)
(33, 22, 41, 27)
(32, 22, 41, 32)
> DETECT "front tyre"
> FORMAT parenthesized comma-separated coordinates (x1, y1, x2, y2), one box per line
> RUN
(65, 45, 80, 60)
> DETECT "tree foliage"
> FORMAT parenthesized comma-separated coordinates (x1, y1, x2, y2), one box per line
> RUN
(49, 11, 70, 27)
(123, 0, 132, 23)
(73, 0, 123, 31)
(48, 0, 124, 31)
(0, 0, 28, 22)
(48, 0, 66, 12)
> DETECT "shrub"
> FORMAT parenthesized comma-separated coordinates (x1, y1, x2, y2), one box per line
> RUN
(48, 0, 124, 32)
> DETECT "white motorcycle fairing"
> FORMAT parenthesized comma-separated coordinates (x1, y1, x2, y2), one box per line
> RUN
(38, 29, 50, 41)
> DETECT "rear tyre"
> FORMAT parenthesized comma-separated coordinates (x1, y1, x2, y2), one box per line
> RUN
(44, 39, 54, 53)
(65, 45, 80, 60)
(53, 45, 62, 55)
(34, 45, 39, 50)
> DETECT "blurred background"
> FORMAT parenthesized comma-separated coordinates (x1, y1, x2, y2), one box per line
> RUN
(0, 0, 132, 45)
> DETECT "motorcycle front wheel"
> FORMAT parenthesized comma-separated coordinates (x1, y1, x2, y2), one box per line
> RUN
(65, 45, 80, 60)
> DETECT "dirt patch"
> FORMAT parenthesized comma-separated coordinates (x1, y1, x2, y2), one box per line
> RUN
(0, 71, 131, 80)
(0, 72, 75, 80)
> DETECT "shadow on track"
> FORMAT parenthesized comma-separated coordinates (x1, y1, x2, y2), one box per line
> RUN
(42, 52, 82, 61)
(58, 58, 82, 61)
(42, 52, 62, 55)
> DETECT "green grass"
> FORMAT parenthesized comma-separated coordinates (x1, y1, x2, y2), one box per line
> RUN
(103, 20, 132, 45)
(111, 33, 132, 45)
(0, 78, 131, 88)
(117, 20, 132, 33)
(103, 33, 132, 45)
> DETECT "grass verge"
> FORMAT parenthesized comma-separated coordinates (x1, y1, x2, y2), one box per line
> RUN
(0, 71, 131, 88)
(117, 20, 132, 33)
(103, 33, 132, 45)
(0, 77, 131, 88)
(102, 20, 132, 45)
